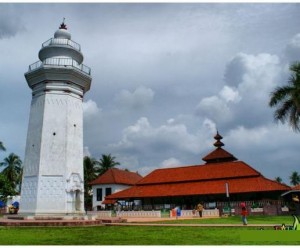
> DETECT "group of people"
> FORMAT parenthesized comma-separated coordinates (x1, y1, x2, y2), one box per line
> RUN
(195, 202, 248, 225)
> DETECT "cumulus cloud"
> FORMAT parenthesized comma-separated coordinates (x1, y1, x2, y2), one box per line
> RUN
(83, 99, 101, 119)
(232, 53, 281, 96)
(111, 117, 203, 155)
(114, 86, 155, 109)
(195, 95, 233, 123)
(219, 86, 241, 103)
(196, 52, 282, 128)
(285, 33, 300, 63)
(224, 124, 299, 183)
(202, 118, 217, 134)
(160, 157, 182, 168)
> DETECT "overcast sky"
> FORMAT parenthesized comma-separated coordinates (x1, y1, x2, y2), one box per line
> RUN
(0, 3, 300, 185)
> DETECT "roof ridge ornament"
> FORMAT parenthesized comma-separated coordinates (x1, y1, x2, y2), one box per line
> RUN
(214, 131, 224, 148)
(59, 17, 67, 30)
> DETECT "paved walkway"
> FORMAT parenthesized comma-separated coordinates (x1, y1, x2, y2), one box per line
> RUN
(104, 222, 275, 227)
(0, 217, 102, 227)
(105, 216, 275, 227)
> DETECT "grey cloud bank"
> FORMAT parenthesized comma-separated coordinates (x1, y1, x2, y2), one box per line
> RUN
(1, 3, 300, 185)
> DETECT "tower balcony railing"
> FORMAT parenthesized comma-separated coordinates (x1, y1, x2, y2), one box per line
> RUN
(28, 58, 91, 75)
(42, 38, 81, 51)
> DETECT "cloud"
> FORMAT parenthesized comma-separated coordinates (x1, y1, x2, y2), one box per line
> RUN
(224, 124, 299, 184)
(0, 5, 24, 39)
(83, 99, 101, 119)
(110, 117, 204, 155)
(114, 86, 155, 109)
(196, 52, 282, 129)
(219, 86, 241, 103)
(285, 33, 300, 63)
(195, 95, 233, 123)
(107, 116, 219, 176)
(160, 157, 182, 168)
(83, 146, 91, 157)
(232, 53, 281, 96)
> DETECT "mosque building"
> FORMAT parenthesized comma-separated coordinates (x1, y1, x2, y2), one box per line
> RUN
(103, 132, 291, 215)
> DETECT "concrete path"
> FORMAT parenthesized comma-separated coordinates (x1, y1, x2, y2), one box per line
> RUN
(105, 216, 276, 227)
(104, 222, 275, 227)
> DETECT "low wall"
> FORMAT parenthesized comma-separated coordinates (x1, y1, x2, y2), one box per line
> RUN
(88, 211, 112, 218)
(90, 208, 220, 219)
(117, 210, 161, 218)
(170, 209, 220, 218)
(0, 207, 6, 214)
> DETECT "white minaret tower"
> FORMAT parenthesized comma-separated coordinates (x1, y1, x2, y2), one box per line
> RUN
(19, 20, 92, 216)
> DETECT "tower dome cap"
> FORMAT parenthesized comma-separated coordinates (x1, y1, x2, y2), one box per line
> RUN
(54, 18, 71, 40)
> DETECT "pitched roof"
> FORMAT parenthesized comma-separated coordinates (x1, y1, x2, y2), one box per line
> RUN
(105, 160, 291, 200)
(106, 175, 291, 199)
(105, 132, 291, 200)
(202, 147, 237, 163)
(281, 184, 300, 197)
(137, 161, 260, 185)
(292, 184, 300, 190)
(89, 168, 143, 186)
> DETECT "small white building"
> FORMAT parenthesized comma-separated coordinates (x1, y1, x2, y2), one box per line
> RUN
(89, 168, 142, 210)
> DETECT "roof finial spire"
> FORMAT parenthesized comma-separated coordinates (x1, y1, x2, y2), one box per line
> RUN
(214, 130, 224, 148)
(59, 17, 67, 30)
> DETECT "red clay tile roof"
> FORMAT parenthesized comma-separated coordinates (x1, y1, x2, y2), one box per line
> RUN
(102, 199, 117, 205)
(89, 168, 143, 185)
(137, 161, 259, 185)
(202, 147, 237, 163)
(292, 184, 300, 190)
(106, 176, 291, 200)
(105, 160, 291, 200)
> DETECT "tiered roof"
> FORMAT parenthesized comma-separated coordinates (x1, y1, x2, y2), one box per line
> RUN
(105, 133, 291, 201)
(89, 168, 143, 186)
(202, 132, 237, 163)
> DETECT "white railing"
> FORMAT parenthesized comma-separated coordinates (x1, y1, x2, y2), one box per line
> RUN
(28, 58, 91, 75)
(116, 211, 161, 218)
(42, 38, 81, 51)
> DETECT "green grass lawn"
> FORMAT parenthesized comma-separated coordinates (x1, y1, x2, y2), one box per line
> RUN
(0, 215, 299, 245)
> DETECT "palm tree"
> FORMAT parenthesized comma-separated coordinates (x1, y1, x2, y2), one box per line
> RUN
(290, 171, 300, 186)
(0, 141, 6, 151)
(269, 62, 300, 132)
(98, 154, 120, 175)
(275, 177, 283, 183)
(83, 156, 100, 210)
(0, 173, 15, 201)
(84, 156, 100, 186)
(0, 153, 22, 191)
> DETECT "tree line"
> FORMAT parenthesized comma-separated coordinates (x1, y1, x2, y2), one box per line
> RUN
(0, 142, 23, 202)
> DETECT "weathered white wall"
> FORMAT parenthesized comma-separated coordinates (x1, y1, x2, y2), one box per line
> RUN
(20, 91, 84, 215)
(92, 184, 130, 210)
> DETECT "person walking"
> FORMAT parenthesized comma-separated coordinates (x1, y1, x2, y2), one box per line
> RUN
(197, 203, 204, 218)
(241, 202, 248, 225)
